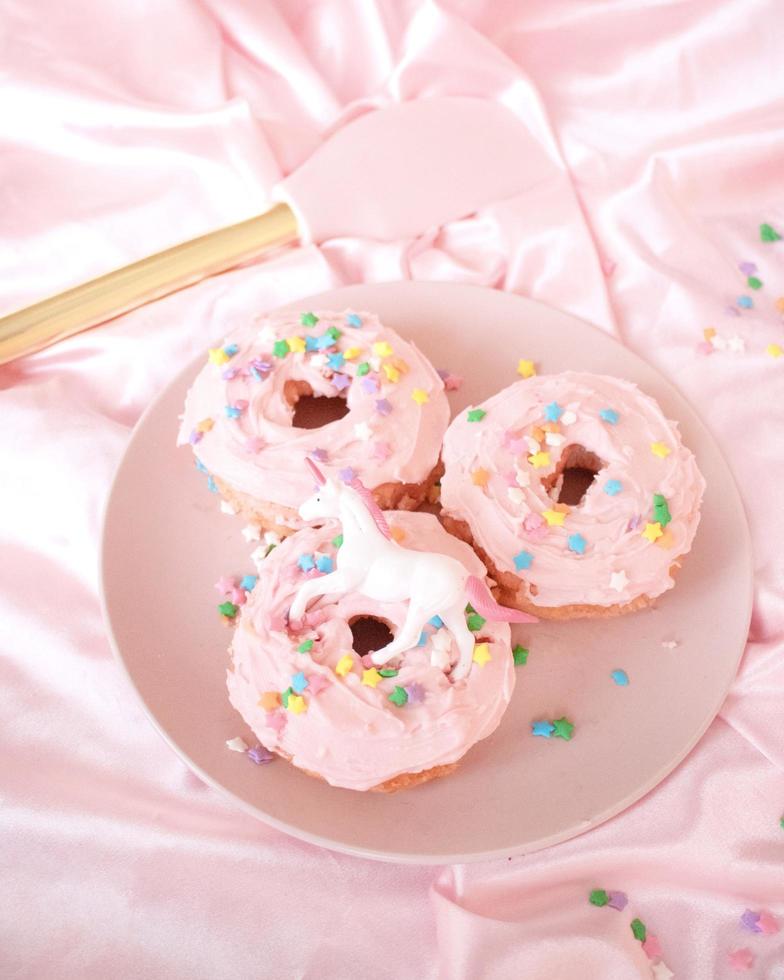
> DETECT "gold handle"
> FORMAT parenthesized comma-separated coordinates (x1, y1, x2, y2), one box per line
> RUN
(0, 202, 299, 366)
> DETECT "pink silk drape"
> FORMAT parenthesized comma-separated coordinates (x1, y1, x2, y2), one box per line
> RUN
(1, 2, 783, 977)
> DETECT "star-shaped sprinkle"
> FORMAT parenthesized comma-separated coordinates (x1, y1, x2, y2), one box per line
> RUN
(532, 721, 554, 738)
(642, 522, 663, 542)
(517, 358, 536, 378)
(297, 553, 315, 571)
(589, 889, 609, 906)
(513, 645, 528, 666)
(388, 686, 408, 706)
(607, 891, 628, 911)
(375, 398, 392, 416)
(332, 373, 351, 391)
(567, 533, 586, 555)
(758, 910, 780, 934)
(372, 441, 392, 461)
(471, 468, 490, 487)
(653, 493, 672, 527)
(361, 377, 379, 394)
(379, 668, 399, 678)
(258, 691, 280, 711)
(287, 694, 307, 714)
(513, 550, 534, 570)
(467, 408, 486, 422)
(362, 668, 382, 687)
(552, 717, 574, 740)
(305, 335, 320, 352)
(472, 642, 492, 666)
(265, 710, 286, 733)
(383, 363, 400, 383)
(240, 574, 258, 591)
(740, 909, 761, 933)
(728, 335, 746, 353)
(307, 674, 330, 696)
(630, 918, 646, 942)
(196, 418, 214, 433)
(561, 410, 577, 425)
(642, 935, 662, 960)
(343, 346, 360, 360)
(346, 313, 362, 327)
(466, 613, 486, 632)
(727, 948, 755, 971)
(651, 963, 674, 980)
(544, 401, 563, 422)
(610, 669, 629, 686)
(316, 554, 334, 574)
(301, 311, 319, 326)
(542, 508, 565, 526)
(218, 601, 238, 618)
(356, 362, 370, 377)
(338, 467, 356, 482)
(214, 575, 236, 595)
(390, 525, 406, 543)
(280, 687, 293, 708)
(767, 343, 782, 358)
(441, 371, 463, 390)
(528, 451, 551, 469)
(209, 347, 230, 365)
(353, 421, 372, 442)
(247, 744, 274, 765)
(272, 339, 288, 358)
(287, 336, 306, 353)
(327, 352, 345, 370)
(609, 570, 629, 592)
(604, 479, 622, 496)
(335, 654, 354, 677)
(651, 442, 671, 458)
(404, 683, 425, 704)
(291, 671, 309, 693)
(411, 388, 429, 405)
(373, 341, 393, 357)
(737, 295, 753, 309)
(747, 275, 763, 290)
(599, 408, 619, 425)
(226, 737, 248, 752)
(760, 222, 782, 241)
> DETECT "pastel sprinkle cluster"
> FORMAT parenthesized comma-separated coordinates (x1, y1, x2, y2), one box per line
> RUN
(215, 572, 259, 622)
(589, 890, 670, 973)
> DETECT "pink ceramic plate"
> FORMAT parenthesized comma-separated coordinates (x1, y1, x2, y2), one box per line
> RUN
(100, 282, 752, 864)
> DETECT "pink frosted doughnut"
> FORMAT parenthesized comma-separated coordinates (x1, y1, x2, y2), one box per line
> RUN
(178, 309, 449, 533)
(440, 372, 705, 617)
(227, 511, 516, 792)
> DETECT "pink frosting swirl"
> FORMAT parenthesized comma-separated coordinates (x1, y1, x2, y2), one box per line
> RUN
(177, 309, 449, 526)
(440, 372, 705, 609)
(227, 511, 515, 791)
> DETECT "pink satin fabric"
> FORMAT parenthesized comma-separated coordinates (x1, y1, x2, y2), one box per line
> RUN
(2, 2, 783, 978)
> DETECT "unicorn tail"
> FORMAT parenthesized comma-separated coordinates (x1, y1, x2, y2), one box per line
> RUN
(465, 575, 538, 624)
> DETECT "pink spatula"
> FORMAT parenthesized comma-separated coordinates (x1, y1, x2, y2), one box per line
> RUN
(0, 98, 546, 364)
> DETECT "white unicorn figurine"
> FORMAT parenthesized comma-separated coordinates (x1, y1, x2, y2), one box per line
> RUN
(288, 459, 537, 680)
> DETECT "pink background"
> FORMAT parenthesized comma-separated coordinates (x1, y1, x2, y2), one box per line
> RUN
(1, 1, 783, 977)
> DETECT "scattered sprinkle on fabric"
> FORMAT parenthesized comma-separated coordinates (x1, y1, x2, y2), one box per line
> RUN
(589, 889, 609, 907)
(642, 935, 662, 960)
(760, 222, 782, 242)
(757, 910, 780, 935)
(240, 574, 258, 591)
(411, 388, 429, 405)
(630, 918, 647, 942)
(517, 359, 536, 378)
(740, 909, 761, 933)
(738, 261, 757, 275)
(611, 669, 630, 686)
(607, 891, 628, 911)
(218, 601, 238, 618)
(226, 737, 249, 753)
(512, 644, 529, 666)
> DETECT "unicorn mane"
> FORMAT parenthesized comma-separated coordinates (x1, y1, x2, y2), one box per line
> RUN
(349, 479, 392, 540)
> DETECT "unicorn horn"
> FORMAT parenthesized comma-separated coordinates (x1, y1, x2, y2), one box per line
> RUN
(305, 457, 326, 485)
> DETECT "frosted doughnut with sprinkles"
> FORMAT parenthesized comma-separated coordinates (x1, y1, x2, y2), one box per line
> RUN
(178, 310, 449, 534)
(227, 511, 517, 792)
(440, 372, 705, 618)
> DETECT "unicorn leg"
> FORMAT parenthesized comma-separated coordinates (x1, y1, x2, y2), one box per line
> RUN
(439, 602, 476, 680)
(370, 605, 430, 665)
(289, 570, 352, 623)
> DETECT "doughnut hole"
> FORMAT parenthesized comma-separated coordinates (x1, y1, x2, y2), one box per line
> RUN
(544, 444, 606, 507)
(349, 616, 395, 656)
(286, 380, 349, 429)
